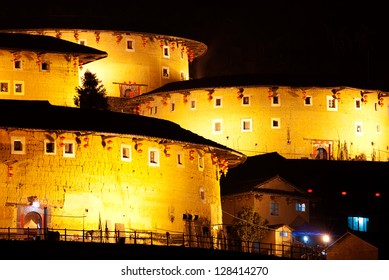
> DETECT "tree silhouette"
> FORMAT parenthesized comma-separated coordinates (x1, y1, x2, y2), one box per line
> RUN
(232, 206, 268, 243)
(74, 70, 109, 110)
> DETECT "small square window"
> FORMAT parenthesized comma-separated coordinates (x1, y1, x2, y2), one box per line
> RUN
(163, 46, 170, 58)
(0, 81, 9, 94)
(63, 140, 76, 158)
(162, 67, 169, 78)
(242, 95, 250, 106)
(271, 118, 280, 129)
(355, 122, 363, 135)
(241, 119, 252, 132)
(171, 102, 175, 112)
(272, 95, 280, 106)
(149, 148, 160, 166)
(126, 39, 135, 51)
(14, 81, 24, 95)
(44, 140, 56, 155)
(41, 61, 50, 71)
(79, 39, 87, 46)
(214, 97, 222, 108)
(177, 152, 184, 167)
(190, 99, 196, 109)
(304, 96, 312, 106)
(212, 119, 222, 134)
(121, 144, 132, 162)
(355, 99, 361, 109)
(270, 202, 279, 216)
(327, 96, 338, 111)
(11, 136, 25, 155)
(14, 60, 22, 70)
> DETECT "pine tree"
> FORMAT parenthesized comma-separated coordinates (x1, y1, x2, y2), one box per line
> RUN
(74, 70, 109, 110)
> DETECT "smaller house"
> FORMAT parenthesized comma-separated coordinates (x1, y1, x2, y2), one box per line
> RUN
(326, 231, 378, 260)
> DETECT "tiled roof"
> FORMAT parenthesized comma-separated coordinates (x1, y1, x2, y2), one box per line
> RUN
(0, 32, 107, 65)
(142, 74, 389, 95)
(0, 100, 246, 167)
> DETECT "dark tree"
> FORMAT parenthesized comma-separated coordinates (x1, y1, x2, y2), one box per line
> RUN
(74, 70, 109, 110)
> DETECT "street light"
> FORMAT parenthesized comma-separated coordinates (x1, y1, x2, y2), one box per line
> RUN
(322, 234, 330, 259)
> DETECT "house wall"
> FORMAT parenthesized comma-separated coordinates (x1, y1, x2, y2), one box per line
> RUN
(34, 30, 191, 97)
(134, 87, 389, 161)
(0, 50, 79, 106)
(0, 129, 224, 237)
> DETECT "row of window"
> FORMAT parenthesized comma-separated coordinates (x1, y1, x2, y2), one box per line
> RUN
(0, 80, 25, 95)
(270, 202, 306, 216)
(7, 137, 206, 169)
(147, 94, 385, 113)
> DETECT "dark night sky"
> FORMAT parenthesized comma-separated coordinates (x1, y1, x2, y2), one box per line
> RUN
(2, 1, 389, 88)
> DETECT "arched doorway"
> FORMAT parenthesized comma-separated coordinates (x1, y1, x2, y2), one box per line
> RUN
(24, 211, 42, 236)
(315, 148, 328, 160)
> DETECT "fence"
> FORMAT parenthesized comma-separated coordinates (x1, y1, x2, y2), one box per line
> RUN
(0, 227, 325, 259)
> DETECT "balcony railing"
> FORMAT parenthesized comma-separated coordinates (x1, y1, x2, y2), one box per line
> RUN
(0, 227, 325, 259)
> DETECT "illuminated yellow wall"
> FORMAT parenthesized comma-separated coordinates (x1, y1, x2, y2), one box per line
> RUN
(0, 128, 224, 236)
(134, 86, 389, 161)
(28, 30, 192, 97)
(0, 50, 79, 106)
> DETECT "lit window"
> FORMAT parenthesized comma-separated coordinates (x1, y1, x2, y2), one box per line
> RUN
(271, 118, 280, 129)
(162, 67, 169, 78)
(327, 96, 338, 111)
(163, 46, 170, 58)
(280, 231, 288, 237)
(295, 203, 306, 212)
(44, 140, 56, 155)
(63, 140, 76, 158)
(271, 95, 280, 106)
(11, 136, 25, 155)
(242, 95, 250, 106)
(241, 119, 252, 132)
(121, 144, 132, 162)
(1, 81, 10, 94)
(212, 119, 222, 134)
(14, 81, 24, 95)
(355, 122, 363, 135)
(270, 202, 279, 216)
(79, 39, 87, 45)
(214, 97, 222, 108)
(304, 96, 312, 106)
(149, 148, 160, 167)
(126, 39, 135, 51)
(348, 216, 369, 232)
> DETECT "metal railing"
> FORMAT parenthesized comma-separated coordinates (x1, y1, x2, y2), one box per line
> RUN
(0, 227, 325, 259)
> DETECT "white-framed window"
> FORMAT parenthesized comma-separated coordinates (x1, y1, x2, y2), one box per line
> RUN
(242, 95, 250, 106)
(241, 119, 252, 132)
(11, 136, 25, 155)
(355, 98, 362, 110)
(40, 61, 50, 72)
(271, 95, 280, 106)
(79, 39, 87, 46)
(327, 96, 338, 111)
(198, 156, 204, 171)
(189, 99, 196, 110)
(271, 118, 281, 129)
(121, 144, 132, 162)
(126, 39, 135, 51)
(295, 203, 306, 212)
(355, 122, 363, 135)
(304, 96, 312, 106)
(0, 80, 10, 94)
(212, 119, 222, 134)
(162, 67, 169, 78)
(214, 97, 222, 108)
(44, 139, 56, 155)
(14, 60, 22, 70)
(163, 46, 170, 58)
(376, 123, 381, 134)
(177, 151, 184, 167)
(63, 140, 76, 158)
(14, 81, 24, 95)
(180, 71, 185, 81)
(270, 202, 279, 216)
(148, 148, 160, 167)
